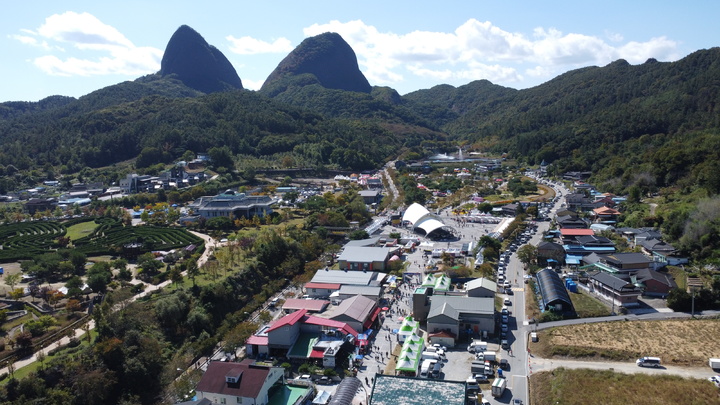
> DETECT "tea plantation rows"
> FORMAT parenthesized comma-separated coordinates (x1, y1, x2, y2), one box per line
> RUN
(0, 218, 203, 262)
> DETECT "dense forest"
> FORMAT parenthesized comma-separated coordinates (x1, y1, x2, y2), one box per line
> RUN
(402, 48, 720, 197)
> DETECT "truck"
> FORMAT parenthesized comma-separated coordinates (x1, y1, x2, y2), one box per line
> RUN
(471, 361, 487, 373)
(419, 359, 435, 378)
(491, 377, 507, 397)
(478, 351, 496, 362)
(710, 358, 720, 370)
(468, 340, 488, 353)
(421, 351, 441, 361)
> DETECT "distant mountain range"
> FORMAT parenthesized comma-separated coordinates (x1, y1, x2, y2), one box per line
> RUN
(1, 25, 719, 197)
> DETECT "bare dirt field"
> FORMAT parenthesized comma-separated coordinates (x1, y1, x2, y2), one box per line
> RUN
(531, 318, 720, 367)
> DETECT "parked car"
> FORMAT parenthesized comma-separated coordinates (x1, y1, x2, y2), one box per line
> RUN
(473, 373, 488, 383)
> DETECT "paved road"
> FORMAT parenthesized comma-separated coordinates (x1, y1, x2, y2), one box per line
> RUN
(529, 356, 717, 380)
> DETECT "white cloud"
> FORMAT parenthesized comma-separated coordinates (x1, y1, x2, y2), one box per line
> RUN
(616, 36, 680, 63)
(241, 78, 265, 91)
(38, 11, 133, 50)
(299, 19, 681, 89)
(605, 31, 624, 43)
(15, 11, 162, 77)
(226, 35, 293, 54)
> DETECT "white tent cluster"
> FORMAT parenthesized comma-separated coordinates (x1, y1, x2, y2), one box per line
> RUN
(402, 203, 453, 237)
(395, 329, 425, 373)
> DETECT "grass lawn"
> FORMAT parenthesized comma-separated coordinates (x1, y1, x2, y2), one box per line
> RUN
(568, 289, 611, 318)
(530, 318, 720, 366)
(667, 265, 687, 290)
(65, 220, 99, 241)
(525, 279, 541, 321)
(530, 367, 720, 405)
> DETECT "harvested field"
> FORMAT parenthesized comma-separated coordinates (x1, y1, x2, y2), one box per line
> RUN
(531, 318, 720, 366)
(530, 368, 720, 405)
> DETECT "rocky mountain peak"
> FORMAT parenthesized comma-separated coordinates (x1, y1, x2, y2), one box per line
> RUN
(160, 25, 243, 93)
(261, 32, 371, 93)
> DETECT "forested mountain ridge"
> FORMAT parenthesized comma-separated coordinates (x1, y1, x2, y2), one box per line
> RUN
(1, 24, 720, 201)
(399, 48, 720, 195)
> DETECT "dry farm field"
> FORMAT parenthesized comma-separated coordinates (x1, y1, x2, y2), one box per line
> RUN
(530, 368, 720, 405)
(531, 318, 720, 367)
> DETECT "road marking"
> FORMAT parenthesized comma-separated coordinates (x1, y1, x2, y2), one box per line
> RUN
(511, 287, 524, 292)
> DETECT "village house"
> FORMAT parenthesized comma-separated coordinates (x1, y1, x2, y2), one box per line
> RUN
(587, 271, 642, 308)
(195, 359, 285, 405)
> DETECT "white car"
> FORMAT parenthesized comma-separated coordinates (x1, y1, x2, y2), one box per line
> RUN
(504, 298, 512, 305)
(432, 343, 448, 351)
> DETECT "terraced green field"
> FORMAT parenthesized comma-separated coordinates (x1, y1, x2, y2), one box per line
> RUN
(0, 218, 203, 262)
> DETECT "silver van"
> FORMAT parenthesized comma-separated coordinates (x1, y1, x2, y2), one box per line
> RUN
(636, 357, 661, 368)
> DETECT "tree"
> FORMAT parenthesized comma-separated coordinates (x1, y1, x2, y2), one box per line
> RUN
(9, 288, 25, 300)
(137, 252, 162, 279)
(87, 262, 113, 293)
(185, 260, 200, 287)
(348, 229, 370, 240)
(666, 288, 692, 312)
(5, 273, 21, 291)
(208, 146, 234, 171)
(169, 267, 184, 289)
(66, 298, 82, 313)
(69, 251, 88, 275)
(65, 276, 84, 298)
(517, 244, 538, 267)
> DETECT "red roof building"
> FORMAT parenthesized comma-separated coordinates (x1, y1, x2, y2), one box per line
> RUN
(245, 310, 359, 359)
(560, 228, 595, 236)
(282, 298, 330, 313)
(196, 359, 284, 405)
(267, 309, 307, 333)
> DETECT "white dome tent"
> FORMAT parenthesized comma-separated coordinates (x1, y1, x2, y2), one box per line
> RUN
(401, 203, 456, 239)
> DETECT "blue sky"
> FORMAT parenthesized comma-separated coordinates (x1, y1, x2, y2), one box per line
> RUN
(3, 0, 719, 102)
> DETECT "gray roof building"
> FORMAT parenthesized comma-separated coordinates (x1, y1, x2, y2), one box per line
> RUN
(192, 190, 274, 219)
(429, 295, 494, 316)
(337, 246, 392, 271)
(311, 269, 380, 286)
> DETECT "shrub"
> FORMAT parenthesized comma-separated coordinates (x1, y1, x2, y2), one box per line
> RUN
(298, 363, 311, 374)
(67, 337, 81, 348)
(131, 283, 145, 294)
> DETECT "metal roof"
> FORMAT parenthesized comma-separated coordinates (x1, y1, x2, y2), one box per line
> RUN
(311, 269, 378, 286)
(536, 268, 574, 311)
(429, 295, 494, 316)
(338, 247, 391, 263)
(331, 295, 376, 322)
(328, 377, 362, 405)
